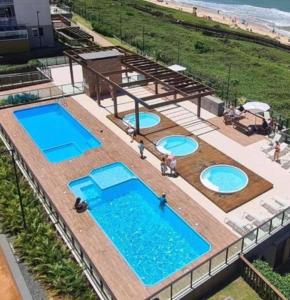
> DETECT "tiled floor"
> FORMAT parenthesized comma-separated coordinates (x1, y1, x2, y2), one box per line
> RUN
(108, 108, 273, 212)
(0, 98, 236, 300)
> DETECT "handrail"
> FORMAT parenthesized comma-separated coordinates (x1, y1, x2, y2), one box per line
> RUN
(0, 124, 117, 300)
(147, 207, 290, 300)
(0, 82, 84, 109)
(240, 255, 287, 300)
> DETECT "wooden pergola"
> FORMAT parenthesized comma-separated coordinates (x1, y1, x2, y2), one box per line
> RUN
(64, 46, 214, 133)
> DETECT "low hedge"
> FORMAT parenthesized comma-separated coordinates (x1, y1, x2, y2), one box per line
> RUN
(253, 260, 290, 299)
(0, 143, 96, 299)
(0, 60, 40, 75)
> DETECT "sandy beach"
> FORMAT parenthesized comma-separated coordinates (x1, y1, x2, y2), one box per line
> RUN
(145, 0, 290, 45)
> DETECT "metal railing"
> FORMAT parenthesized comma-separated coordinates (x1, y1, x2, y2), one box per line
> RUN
(0, 124, 117, 300)
(241, 256, 287, 300)
(0, 70, 50, 89)
(146, 208, 290, 300)
(0, 82, 84, 109)
(38, 56, 70, 67)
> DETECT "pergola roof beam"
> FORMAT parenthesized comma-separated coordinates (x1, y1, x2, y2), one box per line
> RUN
(101, 68, 134, 76)
(149, 91, 213, 109)
(141, 90, 177, 101)
(120, 78, 153, 87)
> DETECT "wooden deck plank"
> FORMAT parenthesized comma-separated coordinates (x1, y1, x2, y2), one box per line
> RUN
(108, 108, 273, 213)
(0, 99, 237, 300)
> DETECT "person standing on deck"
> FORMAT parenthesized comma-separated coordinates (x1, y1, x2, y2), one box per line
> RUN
(138, 140, 145, 159)
(274, 141, 281, 162)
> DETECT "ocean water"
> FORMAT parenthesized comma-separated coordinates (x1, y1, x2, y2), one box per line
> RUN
(177, 0, 290, 34)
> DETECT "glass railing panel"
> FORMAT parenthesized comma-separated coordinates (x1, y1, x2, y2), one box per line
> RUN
(50, 86, 63, 97)
(150, 286, 171, 300)
(283, 207, 290, 224)
(227, 239, 242, 262)
(172, 273, 191, 298)
(243, 229, 258, 251)
(210, 249, 227, 272)
(191, 260, 210, 285)
(256, 220, 270, 241)
(270, 213, 284, 232)
(38, 88, 51, 99)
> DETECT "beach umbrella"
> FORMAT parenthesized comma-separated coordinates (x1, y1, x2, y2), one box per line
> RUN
(243, 101, 270, 127)
(243, 101, 270, 113)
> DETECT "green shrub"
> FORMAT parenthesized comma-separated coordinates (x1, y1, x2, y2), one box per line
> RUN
(0, 143, 95, 299)
(194, 41, 210, 54)
(253, 260, 290, 299)
(0, 60, 41, 75)
(65, 0, 290, 118)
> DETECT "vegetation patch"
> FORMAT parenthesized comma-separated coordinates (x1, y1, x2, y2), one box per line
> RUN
(253, 260, 290, 299)
(63, 0, 290, 119)
(0, 60, 40, 75)
(0, 143, 95, 299)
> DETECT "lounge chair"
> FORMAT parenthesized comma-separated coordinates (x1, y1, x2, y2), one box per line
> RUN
(280, 152, 290, 169)
(260, 199, 286, 215)
(232, 120, 254, 136)
(243, 211, 270, 227)
(225, 216, 254, 236)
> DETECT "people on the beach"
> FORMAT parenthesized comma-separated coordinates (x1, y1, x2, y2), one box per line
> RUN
(274, 141, 281, 162)
(160, 157, 168, 175)
(138, 140, 145, 159)
(74, 197, 88, 213)
(127, 125, 135, 143)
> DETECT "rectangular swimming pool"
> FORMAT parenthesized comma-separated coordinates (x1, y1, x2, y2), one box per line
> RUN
(14, 103, 101, 163)
(69, 162, 211, 286)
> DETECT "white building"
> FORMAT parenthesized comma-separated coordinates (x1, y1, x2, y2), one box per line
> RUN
(0, 0, 54, 54)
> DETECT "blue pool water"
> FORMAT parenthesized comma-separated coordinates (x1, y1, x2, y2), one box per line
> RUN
(14, 103, 101, 163)
(156, 135, 199, 156)
(200, 164, 249, 193)
(69, 162, 211, 285)
(123, 112, 160, 129)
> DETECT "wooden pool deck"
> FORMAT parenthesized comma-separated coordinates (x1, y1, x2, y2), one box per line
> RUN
(0, 98, 237, 300)
(108, 108, 273, 213)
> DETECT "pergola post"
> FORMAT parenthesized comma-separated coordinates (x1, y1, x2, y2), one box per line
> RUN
(135, 100, 140, 135)
(69, 57, 74, 86)
(112, 86, 118, 117)
(197, 96, 201, 118)
(96, 75, 101, 106)
(154, 81, 158, 94)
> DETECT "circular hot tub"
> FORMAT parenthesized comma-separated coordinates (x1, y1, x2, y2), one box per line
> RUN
(156, 135, 199, 156)
(123, 112, 160, 129)
(200, 164, 249, 194)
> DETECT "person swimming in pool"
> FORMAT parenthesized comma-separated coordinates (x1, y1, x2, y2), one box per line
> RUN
(74, 197, 88, 213)
(159, 193, 167, 209)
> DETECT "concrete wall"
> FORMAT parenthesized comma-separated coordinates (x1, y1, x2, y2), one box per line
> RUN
(13, 0, 54, 48)
(0, 39, 29, 55)
(190, 94, 225, 117)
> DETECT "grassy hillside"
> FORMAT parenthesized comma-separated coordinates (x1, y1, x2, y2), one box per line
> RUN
(64, 0, 290, 119)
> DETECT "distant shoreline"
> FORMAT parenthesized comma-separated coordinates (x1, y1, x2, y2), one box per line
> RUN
(145, 0, 290, 46)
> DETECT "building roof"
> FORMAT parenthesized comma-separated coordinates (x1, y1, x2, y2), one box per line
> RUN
(79, 49, 123, 61)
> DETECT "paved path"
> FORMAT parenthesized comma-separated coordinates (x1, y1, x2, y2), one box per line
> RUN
(0, 249, 21, 300)
(74, 21, 113, 47)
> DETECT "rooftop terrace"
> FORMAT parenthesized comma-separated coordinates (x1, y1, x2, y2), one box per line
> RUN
(0, 51, 289, 300)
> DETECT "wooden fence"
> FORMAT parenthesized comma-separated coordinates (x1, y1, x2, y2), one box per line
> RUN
(240, 255, 287, 300)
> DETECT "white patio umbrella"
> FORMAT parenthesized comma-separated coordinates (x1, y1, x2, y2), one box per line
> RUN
(243, 101, 270, 113)
(243, 101, 270, 127)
